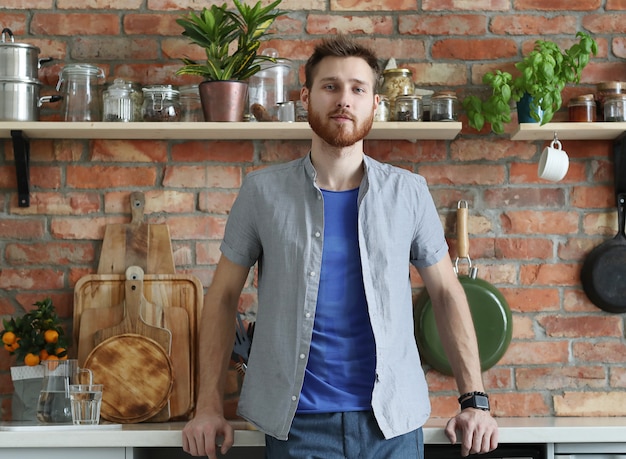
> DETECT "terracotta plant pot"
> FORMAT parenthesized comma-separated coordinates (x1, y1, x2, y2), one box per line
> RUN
(198, 80, 248, 122)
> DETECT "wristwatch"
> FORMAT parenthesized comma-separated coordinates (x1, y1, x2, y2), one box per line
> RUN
(458, 391, 490, 411)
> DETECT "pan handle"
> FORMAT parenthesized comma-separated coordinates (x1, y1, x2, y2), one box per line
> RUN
(618, 193, 626, 239)
(454, 200, 478, 279)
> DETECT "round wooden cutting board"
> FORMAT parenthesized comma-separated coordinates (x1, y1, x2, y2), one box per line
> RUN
(84, 333, 174, 423)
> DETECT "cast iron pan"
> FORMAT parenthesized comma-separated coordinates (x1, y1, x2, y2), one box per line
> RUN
(580, 193, 626, 313)
(414, 201, 512, 375)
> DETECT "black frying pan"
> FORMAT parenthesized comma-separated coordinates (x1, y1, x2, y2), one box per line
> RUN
(580, 192, 626, 313)
(414, 201, 512, 375)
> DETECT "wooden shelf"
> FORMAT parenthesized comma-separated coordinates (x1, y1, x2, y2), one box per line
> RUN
(0, 121, 462, 141)
(511, 122, 626, 141)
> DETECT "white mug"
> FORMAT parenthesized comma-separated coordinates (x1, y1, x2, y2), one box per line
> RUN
(538, 138, 569, 182)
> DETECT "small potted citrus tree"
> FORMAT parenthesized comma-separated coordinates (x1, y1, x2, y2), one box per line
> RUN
(176, 0, 284, 121)
(463, 31, 598, 134)
(2, 297, 69, 366)
(2, 298, 69, 421)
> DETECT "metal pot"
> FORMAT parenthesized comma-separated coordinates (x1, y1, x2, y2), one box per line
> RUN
(0, 77, 59, 121)
(0, 28, 52, 80)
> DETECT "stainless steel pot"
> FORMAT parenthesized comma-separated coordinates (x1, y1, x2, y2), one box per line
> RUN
(0, 77, 59, 121)
(0, 28, 52, 80)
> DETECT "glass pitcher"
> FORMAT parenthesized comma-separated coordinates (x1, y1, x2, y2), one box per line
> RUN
(248, 49, 293, 121)
(56, 63, 105, 121)
(36, 359, 93, 423)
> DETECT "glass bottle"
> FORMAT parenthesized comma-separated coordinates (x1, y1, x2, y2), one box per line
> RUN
(394, 95, 422, 121)
(381, 68, 413, 115)
(374, 96, 390, 121)
(56, 64, 105, 121)
(102, 79, 136, 122)
(430, 91, 459, 121)
(179, 84, 202, 122)
(604, 94, 626, 122)
(141, 85, 181, 122)
(568, 94, 596, 122)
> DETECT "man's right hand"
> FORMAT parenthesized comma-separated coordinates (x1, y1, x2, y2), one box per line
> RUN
(182, 413, 235, 457)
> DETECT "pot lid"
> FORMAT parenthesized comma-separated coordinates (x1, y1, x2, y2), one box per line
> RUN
(0, 28, 40, 52)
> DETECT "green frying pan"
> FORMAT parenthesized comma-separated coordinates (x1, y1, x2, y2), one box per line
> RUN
(413, 201, 512, 375)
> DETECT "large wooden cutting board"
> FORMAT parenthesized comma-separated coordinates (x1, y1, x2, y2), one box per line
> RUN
(73, 273, 202, 420)
(97, 191, 176, 275)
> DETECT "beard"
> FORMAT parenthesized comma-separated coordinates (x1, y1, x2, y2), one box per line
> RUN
(307, 103, 375, 148)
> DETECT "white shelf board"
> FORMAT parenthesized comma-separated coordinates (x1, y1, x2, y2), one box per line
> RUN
(0, 121, 461, 141)
(511, 122, 626, 141)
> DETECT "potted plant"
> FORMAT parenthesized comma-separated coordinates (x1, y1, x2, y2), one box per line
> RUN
(175, 0, 284, 121)
(463, 32, 598, 134)
(2, 297, 69, 366)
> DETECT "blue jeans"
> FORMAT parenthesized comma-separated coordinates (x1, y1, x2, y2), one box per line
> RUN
(264, 411, 424, 459)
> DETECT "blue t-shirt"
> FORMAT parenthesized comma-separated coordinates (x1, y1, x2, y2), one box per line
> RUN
(297, 187, 377, 413)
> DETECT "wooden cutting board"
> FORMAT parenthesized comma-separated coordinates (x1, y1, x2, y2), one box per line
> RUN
(84, 333, 174, 423)
(97, 191, 176, 275)
(73, 272, 202, 420)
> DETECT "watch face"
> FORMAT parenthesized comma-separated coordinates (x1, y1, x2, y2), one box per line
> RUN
(461, 394, 490, 411)
(475, 395, 490, 410)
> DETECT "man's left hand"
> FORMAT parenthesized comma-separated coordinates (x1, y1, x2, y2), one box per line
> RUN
(444, 408, 499, 456)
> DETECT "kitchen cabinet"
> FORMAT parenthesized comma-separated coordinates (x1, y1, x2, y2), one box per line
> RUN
(0, 120, 462, 208)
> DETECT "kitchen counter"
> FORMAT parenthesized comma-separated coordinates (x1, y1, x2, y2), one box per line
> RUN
(2, 417, 626, 448)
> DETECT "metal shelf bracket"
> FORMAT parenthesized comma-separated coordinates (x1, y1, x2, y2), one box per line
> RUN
(11, 130, 30, 207)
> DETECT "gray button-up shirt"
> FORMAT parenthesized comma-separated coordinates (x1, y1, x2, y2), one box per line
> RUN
(220, 154, 448, 440)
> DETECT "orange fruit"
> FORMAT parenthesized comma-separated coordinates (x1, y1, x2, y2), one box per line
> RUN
(39, 349, 49, 360)
(44, 329, 59, 344)
(47, 354, 59, 361)
(3, 340, 19, 352)
(24, 353, 40, 366)
(2, 331, 16, 345)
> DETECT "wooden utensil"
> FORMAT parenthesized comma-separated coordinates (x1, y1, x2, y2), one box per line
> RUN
(164, 305, 191, 419)
(94, 266, 171, 353)
(97, 191, 176, 275)
(84, 333, 173, 423)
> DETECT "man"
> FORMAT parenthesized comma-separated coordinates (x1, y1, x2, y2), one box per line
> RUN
(182, 35, 499, 458)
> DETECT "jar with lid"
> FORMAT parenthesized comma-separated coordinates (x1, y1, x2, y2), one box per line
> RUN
(102, 79, 138, 122)
(596, 81, 624, 120)
(374, 96, 390, 121)
(394, 95, 422, 121)
(568, 94, 596, 122)
(179, 84, 202, 122)
(381, 68, 413, 114)
(604, 94, 626, 122)
(56, 63, 105, 121)
(430, 91, 458, 121)
(141, 85, 181, 122)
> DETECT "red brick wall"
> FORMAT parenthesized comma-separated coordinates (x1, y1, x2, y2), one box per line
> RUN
(2, 1, 626, 421)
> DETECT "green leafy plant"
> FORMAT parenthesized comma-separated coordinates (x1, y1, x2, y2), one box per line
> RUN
(463, 32, 598, 134)
(1, 298, 69, 366)
(175, 0, 284, 81)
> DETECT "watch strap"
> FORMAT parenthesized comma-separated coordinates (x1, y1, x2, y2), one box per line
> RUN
(459, 391, 490, 411)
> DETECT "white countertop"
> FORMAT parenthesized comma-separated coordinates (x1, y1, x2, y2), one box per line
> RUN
(2, 418, 626, 448)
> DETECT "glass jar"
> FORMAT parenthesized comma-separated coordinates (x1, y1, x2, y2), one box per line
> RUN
(430, 91, 458, 121)
(604, 94, 626, 122)
(179, 84, 202, 122)
(102, 79, 137, 122)
(596, 81, 625, 121)
(141, 85, 181, 122)
(381, 68, 413, 114)
(568, 94, 596, 122)
(394, 95, 422, 121)
(56, 64, 105, 121)
(374, 96, 390, 121)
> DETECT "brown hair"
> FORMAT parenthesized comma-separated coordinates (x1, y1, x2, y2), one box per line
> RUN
(303, 35, 381, 90)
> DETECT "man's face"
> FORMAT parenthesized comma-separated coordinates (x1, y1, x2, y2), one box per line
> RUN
(302, 56, 379, 148)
